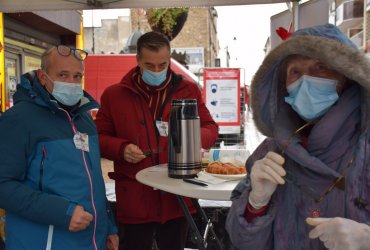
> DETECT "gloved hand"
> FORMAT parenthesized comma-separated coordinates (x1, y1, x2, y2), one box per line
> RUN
(307, 217, 370, 250)
(249, 151, 286, 209)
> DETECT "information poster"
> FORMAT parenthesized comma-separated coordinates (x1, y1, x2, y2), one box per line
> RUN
(204, 68, 240, 134)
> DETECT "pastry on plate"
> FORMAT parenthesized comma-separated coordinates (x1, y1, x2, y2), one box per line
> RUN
(206, 161, 246, 175)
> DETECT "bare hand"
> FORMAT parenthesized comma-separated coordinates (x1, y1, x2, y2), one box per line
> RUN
(123, 144, 146, 163)
(69, 205, 93, 232)
(106, 234, 119, 250)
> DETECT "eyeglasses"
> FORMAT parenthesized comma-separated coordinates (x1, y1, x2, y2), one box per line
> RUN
(280, 122, 354, 203)
(56, 45, 88, 61)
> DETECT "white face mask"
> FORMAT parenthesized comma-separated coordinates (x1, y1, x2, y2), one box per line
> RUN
(44, 72, 83, 106)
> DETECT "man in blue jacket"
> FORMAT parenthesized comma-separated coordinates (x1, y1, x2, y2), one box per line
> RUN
(0, 45, 118, 250)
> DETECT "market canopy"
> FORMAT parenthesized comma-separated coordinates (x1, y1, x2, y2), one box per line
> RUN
(0, 0, 288, 12)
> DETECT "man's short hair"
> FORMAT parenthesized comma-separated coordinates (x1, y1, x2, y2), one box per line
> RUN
(137, 31, 170, 58)
(40, 46, 56, 72)
(40, 46, 85, 72)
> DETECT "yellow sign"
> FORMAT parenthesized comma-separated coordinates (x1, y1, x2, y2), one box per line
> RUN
(0, 208, 5, 241)
(0, 12, 5, 112)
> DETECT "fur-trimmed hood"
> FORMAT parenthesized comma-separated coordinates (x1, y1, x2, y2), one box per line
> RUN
(251, 24, 370, 137)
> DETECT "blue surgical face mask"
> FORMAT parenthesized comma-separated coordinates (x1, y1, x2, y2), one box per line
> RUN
(284, 75, 339, 121)
(142, 68, 167, 86)
(44, 72, 83, 106)
(52, 81, 83, 106)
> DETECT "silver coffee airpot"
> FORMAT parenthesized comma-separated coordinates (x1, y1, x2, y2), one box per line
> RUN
(168, 99, 201, 179)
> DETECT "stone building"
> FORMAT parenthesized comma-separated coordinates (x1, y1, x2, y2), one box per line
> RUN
(84, 11, 131, 54)
(131, 7, 219, 75)
(84, 7, 220, 77)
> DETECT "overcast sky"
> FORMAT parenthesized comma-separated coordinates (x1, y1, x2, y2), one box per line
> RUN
(83, 4, 288, 85)
(215, 4, 288, 85)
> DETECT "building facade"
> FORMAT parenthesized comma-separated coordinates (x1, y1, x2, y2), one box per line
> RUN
(84, 10, 131, 54)
(266, 0, 369, 57)
(364, 0, 369, 56)
(328, 0, 368, 52)
(84, 7, 219, 77)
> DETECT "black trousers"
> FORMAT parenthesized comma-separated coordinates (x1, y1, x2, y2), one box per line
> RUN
(118, 217, 189, 250)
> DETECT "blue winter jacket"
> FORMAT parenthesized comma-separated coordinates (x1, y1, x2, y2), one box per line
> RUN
(0, 71, 117, 250)
(226, 24, 370, 249)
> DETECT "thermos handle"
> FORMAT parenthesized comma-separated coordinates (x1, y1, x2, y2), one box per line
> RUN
(170, 106, 181, 154)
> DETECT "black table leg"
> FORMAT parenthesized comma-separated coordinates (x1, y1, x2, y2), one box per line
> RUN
(176, 195, 223, 250)
(176, 196, 206, 250)
(191, 199, 223, 250)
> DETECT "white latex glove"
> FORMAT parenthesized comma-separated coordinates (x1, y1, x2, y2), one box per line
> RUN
(249, 151, 286, 209)
(307, 217, 370, 250)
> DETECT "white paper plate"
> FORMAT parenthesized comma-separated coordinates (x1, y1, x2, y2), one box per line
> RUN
(207, 172, 247, 181)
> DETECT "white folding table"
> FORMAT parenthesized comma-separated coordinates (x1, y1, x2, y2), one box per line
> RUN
(135, 164, 241, 250)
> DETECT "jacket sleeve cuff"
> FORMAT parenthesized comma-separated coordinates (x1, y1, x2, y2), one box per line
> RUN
(66, 202, 77, 217)
(244, 202, 269, 222)
(119, 142, 129, 162)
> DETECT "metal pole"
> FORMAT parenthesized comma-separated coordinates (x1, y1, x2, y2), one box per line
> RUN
(92, 10, 95, 54)
(292, 1, 300, 31)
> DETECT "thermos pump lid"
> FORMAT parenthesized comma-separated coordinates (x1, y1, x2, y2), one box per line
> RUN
(171, 99, 199, 119)
(171, 99, 197, 106)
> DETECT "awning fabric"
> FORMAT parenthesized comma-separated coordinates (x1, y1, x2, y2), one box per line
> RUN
(0, 0, 287, 13)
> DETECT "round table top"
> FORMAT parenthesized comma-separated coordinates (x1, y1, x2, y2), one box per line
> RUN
(135, 164, 241, 201)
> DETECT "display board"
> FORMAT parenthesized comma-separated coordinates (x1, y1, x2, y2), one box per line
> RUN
(204, 68, 241, 134)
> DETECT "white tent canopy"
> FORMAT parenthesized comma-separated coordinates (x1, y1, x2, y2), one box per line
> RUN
(0, 0, 288, 13)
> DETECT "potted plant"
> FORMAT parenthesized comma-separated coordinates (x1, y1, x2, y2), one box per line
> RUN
(146, 7, 189, 41)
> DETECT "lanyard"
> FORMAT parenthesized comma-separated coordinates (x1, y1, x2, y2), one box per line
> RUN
(156, 73, 182, 121)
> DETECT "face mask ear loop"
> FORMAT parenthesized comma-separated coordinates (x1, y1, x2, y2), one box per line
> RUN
(42, 71, 52, 81)
(41, 71, 54, 94)
(287, 75, 304, 93)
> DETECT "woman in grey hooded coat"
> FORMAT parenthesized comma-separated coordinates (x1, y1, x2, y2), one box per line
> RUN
(225, 24, 370, 249)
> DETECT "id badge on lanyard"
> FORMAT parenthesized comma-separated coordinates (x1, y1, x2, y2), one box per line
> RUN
(156, 120, 168, 137)
(155, 78, 180, 138)
(73, 131, 90, 152)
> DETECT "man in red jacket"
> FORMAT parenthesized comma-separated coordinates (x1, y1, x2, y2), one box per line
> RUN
(95, 31, 218, 250)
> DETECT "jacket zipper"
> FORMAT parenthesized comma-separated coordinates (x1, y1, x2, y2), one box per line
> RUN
(60, 108, 98, 250)
(39, 146, 47, 191)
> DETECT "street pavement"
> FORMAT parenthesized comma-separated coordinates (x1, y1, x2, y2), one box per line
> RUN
(243, 108, 266, 153)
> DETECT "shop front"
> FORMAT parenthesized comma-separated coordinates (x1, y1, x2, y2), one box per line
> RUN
(4, 38, 44, 110)
(0, 11, 83, 112)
